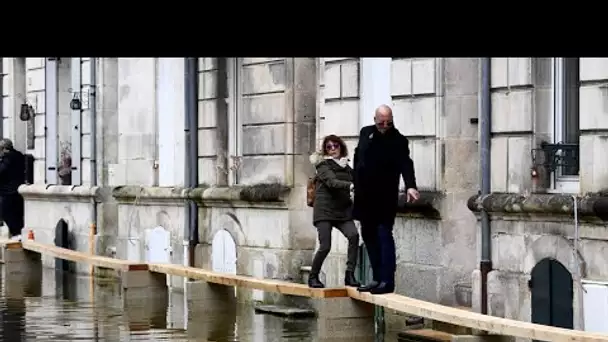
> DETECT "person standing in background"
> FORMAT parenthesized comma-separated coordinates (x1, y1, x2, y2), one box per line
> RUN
(353, 105, 419, 294)
(0, 139, 26, 241)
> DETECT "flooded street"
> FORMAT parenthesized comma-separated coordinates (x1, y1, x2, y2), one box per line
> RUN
(0, 265, 399, 341)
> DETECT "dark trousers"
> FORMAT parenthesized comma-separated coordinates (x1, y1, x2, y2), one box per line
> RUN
(1, 194, 24, 236)
(361, 222, 396, 284)
(311, 220, 359, 275)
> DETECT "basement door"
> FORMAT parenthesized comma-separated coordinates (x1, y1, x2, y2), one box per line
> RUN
(145, 226, 171, 264)
(530, 258, 574, 331)
(211, 229, 237, 275)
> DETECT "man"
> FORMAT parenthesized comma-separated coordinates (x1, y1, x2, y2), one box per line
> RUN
(0, 139, 26, 240)
(353, 104, 419, 294)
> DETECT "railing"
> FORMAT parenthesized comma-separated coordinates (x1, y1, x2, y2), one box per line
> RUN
(532, 141, 580, 175)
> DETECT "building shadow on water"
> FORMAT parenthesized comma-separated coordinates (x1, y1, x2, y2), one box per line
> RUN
(0, 296, 26, 342)
(54, 219, 77, 275)
(55, 270, 78, 302)
(0, 262, 43, 342)
(123, 291, 169, 332)
(187, 301, 237, 340)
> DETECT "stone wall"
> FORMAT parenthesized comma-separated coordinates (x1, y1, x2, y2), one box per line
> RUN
(1, 58, 28, 153)
(7, 57, 321, 299)
(465, 58, 608, 332)
(468, 193, 608, 330)
(579, 58, 608, 192)
(193, 57, 318, 299)
(112, 186, 187, 289)
(19, 185, 100, 275)
(27, 58, 46, 183)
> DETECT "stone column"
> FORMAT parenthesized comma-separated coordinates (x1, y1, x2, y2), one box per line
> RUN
(489, 58, 535, 194)
(25, 58, 47, 184)
(579, 58, 608, 192)
(114, 58, 158, 186)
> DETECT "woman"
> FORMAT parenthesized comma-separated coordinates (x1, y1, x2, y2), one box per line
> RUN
(308, 134, 360, 288)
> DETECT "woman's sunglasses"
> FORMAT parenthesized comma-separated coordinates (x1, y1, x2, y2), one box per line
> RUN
(325, 142, 340, 151)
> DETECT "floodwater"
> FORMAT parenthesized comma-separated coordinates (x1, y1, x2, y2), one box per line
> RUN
(0, 265, 401, 341)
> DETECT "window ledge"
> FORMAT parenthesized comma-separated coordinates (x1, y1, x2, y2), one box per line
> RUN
(467, 191, 608, 222)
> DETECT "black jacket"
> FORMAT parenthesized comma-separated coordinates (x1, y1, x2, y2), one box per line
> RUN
(353, 125, 417, 226)
(0, 148, 25, 195)
(310, 153, 354, 224)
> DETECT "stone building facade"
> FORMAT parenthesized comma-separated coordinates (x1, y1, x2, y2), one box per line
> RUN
(1, 57, 608, 334)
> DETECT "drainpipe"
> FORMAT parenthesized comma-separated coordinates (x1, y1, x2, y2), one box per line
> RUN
(479, 58, 492, 315)
(184, 58, 199, 269)
(0, 59, 3, 139)
(89, 58, 98, 273)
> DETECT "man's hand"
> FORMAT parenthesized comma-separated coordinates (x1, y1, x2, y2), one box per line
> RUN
(406, 188, 420, 203)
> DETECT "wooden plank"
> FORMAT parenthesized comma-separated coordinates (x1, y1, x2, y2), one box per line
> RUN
(15, 239, 607, 341)
(148, 263, 348, 298)
(347, 288, 608, 342)
(0, 239, 23, 249)
(21, 240, 148, 271)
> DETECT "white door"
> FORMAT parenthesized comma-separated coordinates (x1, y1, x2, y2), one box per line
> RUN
(583, 282, 608, 333)
(145, 226, 171, 264)
(211, 229, 237, 274)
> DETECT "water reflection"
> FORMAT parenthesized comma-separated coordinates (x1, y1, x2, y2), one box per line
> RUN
(0, 265, 400, 341)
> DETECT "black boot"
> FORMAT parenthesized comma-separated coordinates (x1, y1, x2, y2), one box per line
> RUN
(308, 274, 325, 288)
(370, 281, 395, 295)
(344, 271, 361, 287)
(358, 280, 379, 292)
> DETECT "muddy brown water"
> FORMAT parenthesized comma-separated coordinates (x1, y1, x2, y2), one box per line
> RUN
(0, 265, 401, 341)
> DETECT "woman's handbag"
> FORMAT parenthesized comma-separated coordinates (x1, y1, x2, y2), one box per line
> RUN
(306, 176, 316, 207)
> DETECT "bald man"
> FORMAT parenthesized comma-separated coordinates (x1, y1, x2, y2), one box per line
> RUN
(353, 105, 419, 294)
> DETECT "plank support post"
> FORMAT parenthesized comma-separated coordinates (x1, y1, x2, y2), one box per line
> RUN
(121, 270, 168, 306)
(1, 244, 42, 299)
(185, 280, 237, 335)
(2, 244, 42, 275)
(186, 280, 236, 314)
(312, 298, 375, 340)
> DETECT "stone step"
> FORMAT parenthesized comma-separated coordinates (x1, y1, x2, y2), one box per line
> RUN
(254, 303, 316, 318)
(399, 329, 511, 342)
(454, 282, 472, 308)
(398, 329, 454, 341)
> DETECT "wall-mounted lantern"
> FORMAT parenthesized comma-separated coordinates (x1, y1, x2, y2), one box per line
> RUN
(19, 102, 34, 121)
(70, 93, 82, 111)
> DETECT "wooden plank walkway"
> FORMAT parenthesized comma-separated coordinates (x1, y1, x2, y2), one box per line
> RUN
(3, 239, 608, 341)
(21, 240, 148, 271)
(5, 239, 345, 298)
(148, 263, 347, 298)
(347, 288, 608, 342)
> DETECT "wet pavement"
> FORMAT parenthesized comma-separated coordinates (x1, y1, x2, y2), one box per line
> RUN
(0, 265, 400, 341)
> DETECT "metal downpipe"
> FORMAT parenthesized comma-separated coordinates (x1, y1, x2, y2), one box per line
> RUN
(89, 58, 98, 260)
(0, 59, 3, 139)
(479, 57, 492, 315)
(184, 58, 199, 269)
